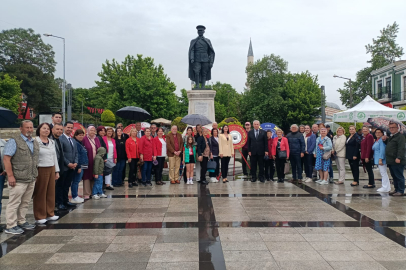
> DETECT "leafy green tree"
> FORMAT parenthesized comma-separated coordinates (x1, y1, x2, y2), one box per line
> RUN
(212, 82, 242, 122)
(218, 117, 243, 129)
(0, 74, 22, 113)
(177, 89, 189, 116)
(242, 54, 287, 125)
(101, 109, 116, 127)
(0, 28, 56, 74)
(280, 72, 321, 129)
(3, 64, 61, 117)
(96, 55, 178, 121)
(338, 22, 404, 107)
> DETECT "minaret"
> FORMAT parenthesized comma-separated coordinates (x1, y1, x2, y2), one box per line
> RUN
(247, 39, 254, 66)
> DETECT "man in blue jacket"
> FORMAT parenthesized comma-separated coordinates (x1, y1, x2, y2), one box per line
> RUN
(286, 124, 305, 183)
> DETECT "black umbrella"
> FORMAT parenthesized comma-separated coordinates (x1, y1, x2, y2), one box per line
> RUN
(181, 114, 212, 126)
(0, 107, 18, 128)
(116, 106, 151, 121)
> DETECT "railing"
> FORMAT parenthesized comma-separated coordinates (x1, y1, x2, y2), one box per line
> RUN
(392, 91, 406, 102)
(375, 91, 392, 100)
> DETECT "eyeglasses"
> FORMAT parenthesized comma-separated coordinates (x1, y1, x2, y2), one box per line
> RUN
(245, 124, 250, 126)
(389, 127, 397, 129)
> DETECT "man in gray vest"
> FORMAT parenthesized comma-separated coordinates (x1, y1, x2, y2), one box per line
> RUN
(3, 120, 39, 235)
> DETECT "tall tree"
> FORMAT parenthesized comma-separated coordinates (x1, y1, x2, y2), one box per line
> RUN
(0, 74, 22, 113)
(338, 22, 404, 107)
(4, 64, 61, 117)
(212, 82, 242, 122)
(242, 54, 287, 125)
(96, 55, 178, 120)
(177, 89, 189, 117)
(0, 28, 56, 74)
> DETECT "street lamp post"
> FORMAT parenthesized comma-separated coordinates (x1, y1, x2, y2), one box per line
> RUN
(43, 33, 66, 123)
(333, 74, 352, 107)
(81, 98, 88, 126)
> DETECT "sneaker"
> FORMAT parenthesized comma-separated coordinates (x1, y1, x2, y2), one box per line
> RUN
(71, 197, 84, 204)
(146, 182, 153, 186)
(100, 194, 108, 198)
(190, 180, 194, 185)
(376, 188, 390, 193)
(304, 178, 313, 183)
(47, 216, 59, 221)
(106, 186, 114, 190)
(35, 219, 47, 224)
(18, 222, 36, 230)
(210, 177, 217, 183)
(315, 179, 323, 184)
(5, 226, 24, 235)
(92, 195, 100, 200)
(319, 180, 329, 185)
(186, 180, 190, 185)
(329, 177, 334, 183)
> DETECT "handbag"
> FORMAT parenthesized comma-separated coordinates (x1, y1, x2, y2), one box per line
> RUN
(103, 159, 116, 175)
(207, 159, 217, 173)
(284, 162, 290, 174)
(278, 150, 287, 159)
(323, 151, 331, 160)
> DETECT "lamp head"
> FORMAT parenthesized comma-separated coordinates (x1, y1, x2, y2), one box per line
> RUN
(43, 33, 52, 37)
(333, 75, 338, 78)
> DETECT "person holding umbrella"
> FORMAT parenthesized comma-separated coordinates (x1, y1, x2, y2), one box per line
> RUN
(373, 128, 390, 192)
(126, 128, 140, 188)
(197, 127, 211, 185)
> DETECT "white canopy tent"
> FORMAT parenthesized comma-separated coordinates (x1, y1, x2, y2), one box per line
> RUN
(333, 95, 406, 123)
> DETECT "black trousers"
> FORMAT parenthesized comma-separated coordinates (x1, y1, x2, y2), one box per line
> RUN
(250, 154, 264, 181)
(209, 157, 220, 178)
(221, 156, 231, 179)
(275, 156, 286, 180)
(364, 160, 375, 185)
(182, 155, 188, 183)
(200, 156, 208, 181)
(56, 168, 75, 206)
(264, 159, 275, 180)
(242, 149, 249, 175)
(128, 158, 139, 184)
(348, 158, 359, 183)
(154, 157, 165, 182)
(290, 154, 303, 180)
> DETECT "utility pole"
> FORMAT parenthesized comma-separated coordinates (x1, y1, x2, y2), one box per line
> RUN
(321, 85, 326, 123)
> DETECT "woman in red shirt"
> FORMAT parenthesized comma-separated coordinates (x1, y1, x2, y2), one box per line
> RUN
(361, 126, 375, 188)
(153, 127, 167, 186)
(125, 128, 139, 188)
(265, 130, 275, 181)
(272, 129, 290, 183)
(139, 128, 154, 186)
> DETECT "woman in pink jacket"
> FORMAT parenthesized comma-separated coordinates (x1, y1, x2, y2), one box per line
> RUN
(103, 127, 117, 190)
(272, 129, 290, 183)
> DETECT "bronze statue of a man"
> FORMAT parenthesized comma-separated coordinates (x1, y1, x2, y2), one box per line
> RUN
(188, 25, 215, 89)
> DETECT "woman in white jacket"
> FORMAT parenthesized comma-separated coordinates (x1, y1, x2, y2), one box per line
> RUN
(332, 127, 346, 184)
(34, 123, 60, 224)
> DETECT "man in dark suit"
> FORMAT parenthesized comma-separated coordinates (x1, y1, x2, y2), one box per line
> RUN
(136, 122, 145, 138)
(248, 120, 268, 182)
(50, 123, 64, 172)
(56, 121, 78, 210)
(49, 112, 62, 130)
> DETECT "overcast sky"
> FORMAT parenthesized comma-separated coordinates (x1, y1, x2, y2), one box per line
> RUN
(2, 0, 406, 108)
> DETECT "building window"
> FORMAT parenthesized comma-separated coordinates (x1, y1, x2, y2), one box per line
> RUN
(404, 76, 406, 93)
(377, 80, 383, 98)
(29, 109, 33, 119)
(385, 77, 392, 98)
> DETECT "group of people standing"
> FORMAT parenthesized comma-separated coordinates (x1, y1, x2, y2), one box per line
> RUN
(243, 120, 405, 197)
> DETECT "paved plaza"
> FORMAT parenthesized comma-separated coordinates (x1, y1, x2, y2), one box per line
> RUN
(2, 177, 406, 270)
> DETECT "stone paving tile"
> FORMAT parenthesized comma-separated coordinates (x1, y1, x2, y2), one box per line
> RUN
(9, 244, 64, 254)
(319, 250, 375, 261)
(45, 252, 103, 264)
(328, 261, 387, 270)
(354, 241, 406, 251)
(309, 241, 361, 251)
(378, 261, 406, 270)
(58, 243, 110, 253)
(265, 241, 314, 251)
(277, 260, 334, 270)
(146, 262, 198, 270)
(92, 262, 147, 270)
(221, 241, 268, 251)
(223, 250, 275, 262)
(96, 252, 151, 263)
(105, 243, 154, 253)
(366, 250, 406, 261)
(225, 261, 280, 270)
(271, 250, 324, 261)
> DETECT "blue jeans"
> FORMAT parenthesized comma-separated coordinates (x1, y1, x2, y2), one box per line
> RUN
(92, 175, 104, 196)
(142, 161, 153, 183)
(112, 159, 126, 186)
(290, 153, 303, 180)
(0, 174, 5, 216)
(388, 164, 405, 194)
(71, 169, 84, 198)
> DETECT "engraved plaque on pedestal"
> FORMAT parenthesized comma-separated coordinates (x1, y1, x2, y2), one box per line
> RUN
(195, 102, 209, 118)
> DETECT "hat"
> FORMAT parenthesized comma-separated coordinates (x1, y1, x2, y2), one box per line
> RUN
(196, 25, 206, 30)
(326, 124, 330, 128)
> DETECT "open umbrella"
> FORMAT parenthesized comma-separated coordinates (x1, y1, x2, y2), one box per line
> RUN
(116, 106, 150, 121)
(151, 118, 172, 125)
(181, 114, 211, 126)
(367, 117, 406, 136)
(0, 107, 18, 128)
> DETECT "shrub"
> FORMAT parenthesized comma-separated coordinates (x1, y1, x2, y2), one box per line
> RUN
(101, 109, 115, 127)
(218, 117, 243, 129)
(171, 117, 187, 132)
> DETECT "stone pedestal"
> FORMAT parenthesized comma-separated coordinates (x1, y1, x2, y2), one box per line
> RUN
(187, 90, 216, 123)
